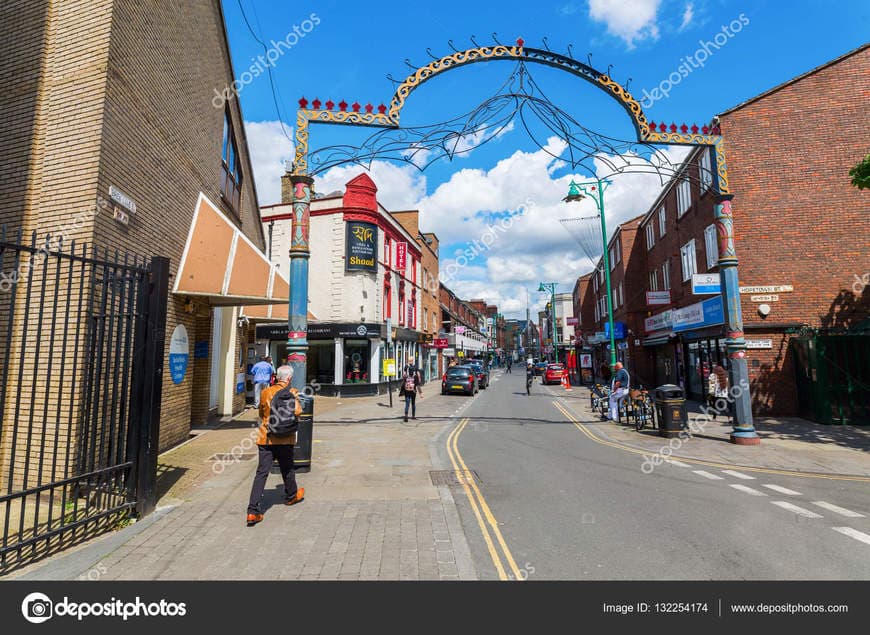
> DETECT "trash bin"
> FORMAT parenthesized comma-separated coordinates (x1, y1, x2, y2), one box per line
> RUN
(294, 394, 314, 472)
(655, 384, 687, 438)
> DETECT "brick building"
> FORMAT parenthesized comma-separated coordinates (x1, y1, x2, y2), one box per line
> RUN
(392, 211, 441, 381)
(579, 44, 869, 418)
(439, 285, 487, 364)
(0, 0, 281, 497)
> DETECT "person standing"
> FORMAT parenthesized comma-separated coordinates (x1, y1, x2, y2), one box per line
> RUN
(608, 361, 630, 422)
(401, 361, 422, 422)
(506, 356, 512, 374)
(250, 355, 275, 408)
(246, 365, 304, 527)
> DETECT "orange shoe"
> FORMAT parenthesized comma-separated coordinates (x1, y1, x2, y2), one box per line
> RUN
(285, 487, 305, 506)
(246, 512, 264, 527)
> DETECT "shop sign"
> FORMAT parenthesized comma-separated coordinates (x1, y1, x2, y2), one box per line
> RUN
(454, 326, 466, 334)
(692, 273, 720, 295)
(644, 310, 672, 333)
(442, 348, 456, 356)
(646, 290, 671, 305)
(672, 296, 724, 332)
(345, 221, 378, 272)
(604, 321, 626, 340)
(396, 241, 407, 272)
(433, 338, 449, 348)
(746, 339, 773, 349)
(254, 322, 383, 340)
(566, 317, 579, 326)
(739, 285, 793, 294)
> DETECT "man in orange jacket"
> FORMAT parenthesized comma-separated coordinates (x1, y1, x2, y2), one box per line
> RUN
(246, 365, 305, 527)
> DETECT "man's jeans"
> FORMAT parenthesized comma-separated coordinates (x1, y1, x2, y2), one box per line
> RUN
(247, 445, 298, 514)
(609, 388, 629, 421)
(254, 381, 269, 407)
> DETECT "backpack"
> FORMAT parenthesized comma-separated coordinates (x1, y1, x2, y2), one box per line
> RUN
(267, 385, 299, 436)
(403, 372, 417, 393)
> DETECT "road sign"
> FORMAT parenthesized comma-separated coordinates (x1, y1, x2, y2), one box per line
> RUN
(750, 294, 779, 302)
(739, 285, 793, 294)
(745, 339, 773, 349)
(692, 273, 720, 295)
(382, 358, 397, 376)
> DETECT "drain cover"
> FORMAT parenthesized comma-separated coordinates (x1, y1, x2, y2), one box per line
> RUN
(429, 470, 481, 486)
(208, 453, 256, 462)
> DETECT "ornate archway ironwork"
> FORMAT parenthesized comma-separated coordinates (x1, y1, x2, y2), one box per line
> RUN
(283, 38, 757, 444)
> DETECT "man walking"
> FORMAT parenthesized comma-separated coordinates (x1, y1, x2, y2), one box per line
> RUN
(246, 365, 304, 527)
(608, 361, 630, 422)
(401, 359, 422, 422)
(506, 356, 512, 374)
(249, 355, 275, 408)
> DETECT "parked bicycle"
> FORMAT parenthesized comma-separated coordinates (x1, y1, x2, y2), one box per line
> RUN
(590, 383, 610, 418)
(629, 385, 656, 431)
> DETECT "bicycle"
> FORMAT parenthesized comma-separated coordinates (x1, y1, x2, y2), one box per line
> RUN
(591, 384, 611, 418)
(629, 386, 656, 431)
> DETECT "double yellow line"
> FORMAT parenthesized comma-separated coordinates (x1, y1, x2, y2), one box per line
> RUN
(446, 418, 523, 580)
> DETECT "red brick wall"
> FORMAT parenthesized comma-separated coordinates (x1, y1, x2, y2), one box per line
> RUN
(719, 45, 870, 414)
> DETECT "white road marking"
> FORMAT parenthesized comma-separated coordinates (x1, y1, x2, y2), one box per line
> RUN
(762, 484, 802, 496)
(721, 470, 755, 480)
(832, 527, 870, 546)
(812, 501, 865, 518)
(693, 470, 724, 480)
(664, 459, 691, 468)
(729, 484, 767, 496)
(771, 501, 822, 518)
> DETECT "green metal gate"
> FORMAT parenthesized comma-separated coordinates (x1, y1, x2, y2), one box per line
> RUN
(791, 332, 870, 425)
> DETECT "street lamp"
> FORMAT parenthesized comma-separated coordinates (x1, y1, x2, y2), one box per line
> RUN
(538, 282, 558, 363)
(563, 178, 617, 369)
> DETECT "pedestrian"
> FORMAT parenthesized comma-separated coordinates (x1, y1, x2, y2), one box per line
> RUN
(600, 362, 612, 384)
(249, 355, 275, 408)
(608, 361, 630, 422)
(246, 365, 304, 527)
(401, 361, 422, 422)
(708, 363, 730, 418)
(506, 356, 512, 374)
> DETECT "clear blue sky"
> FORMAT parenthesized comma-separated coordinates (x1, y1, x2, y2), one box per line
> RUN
(223, 0, 869, 318)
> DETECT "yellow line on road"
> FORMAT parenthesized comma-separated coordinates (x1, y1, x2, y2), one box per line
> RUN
(446, 418, 523, 580)
(551, 400, 870, 483)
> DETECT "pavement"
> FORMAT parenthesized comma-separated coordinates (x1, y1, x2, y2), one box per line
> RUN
(4, 368, 869, 581)
(7, 386, 479, 581)
(559, 385, 870, 477)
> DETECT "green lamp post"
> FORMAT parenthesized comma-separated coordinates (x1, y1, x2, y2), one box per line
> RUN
(563, 178, 617, 369)
(538, 282, 558, 363)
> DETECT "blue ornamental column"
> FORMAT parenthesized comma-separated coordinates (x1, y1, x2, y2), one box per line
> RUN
(287, 174, 313, 391)
(714, 193, 759, 444)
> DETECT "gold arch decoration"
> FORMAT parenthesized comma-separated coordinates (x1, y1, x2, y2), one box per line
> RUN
(292, 40, 729, 193)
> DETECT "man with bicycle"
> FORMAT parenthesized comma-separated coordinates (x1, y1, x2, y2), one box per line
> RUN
(608, 361, 630, 422)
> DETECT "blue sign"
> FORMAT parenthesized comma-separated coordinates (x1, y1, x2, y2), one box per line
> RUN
(168, 324, 189, 384)
(194, 341, 209, 359)
(604, 321, 627, 340)
(692, 273, 721, 295)
(673, 296, 724, 332)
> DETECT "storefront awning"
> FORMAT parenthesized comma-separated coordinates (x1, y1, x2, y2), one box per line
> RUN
(173, 193, 289, 306)
(642, 332, 674, 347)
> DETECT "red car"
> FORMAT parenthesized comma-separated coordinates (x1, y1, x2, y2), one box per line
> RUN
(543, 363, 565, 385)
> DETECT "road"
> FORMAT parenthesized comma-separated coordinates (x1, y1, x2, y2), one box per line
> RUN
(438, 368, 870, 580)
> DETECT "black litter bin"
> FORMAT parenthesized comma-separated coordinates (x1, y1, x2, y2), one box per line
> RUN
(655, 384, 687, 438)
(294, 394, 314, 472)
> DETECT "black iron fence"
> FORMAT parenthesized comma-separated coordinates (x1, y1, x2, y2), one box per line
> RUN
(0, 226, 168, 572)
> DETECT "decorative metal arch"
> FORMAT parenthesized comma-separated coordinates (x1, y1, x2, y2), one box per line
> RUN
(292, 38, 729, 193)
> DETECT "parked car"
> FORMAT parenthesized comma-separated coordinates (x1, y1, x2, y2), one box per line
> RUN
(442, 366, 478, 395)
(534, 361, 548, 376)
(465, 362, 489, 389)
(543, 363, 566, 385)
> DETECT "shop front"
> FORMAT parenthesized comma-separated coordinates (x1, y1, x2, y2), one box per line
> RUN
(671, 296, 726, 401)
(254, 321, 388, 397)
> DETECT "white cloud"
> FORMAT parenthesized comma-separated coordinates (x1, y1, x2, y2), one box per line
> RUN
(588, 0, 662, 48)
(679, 2, 694, 31)
(313, 161, 427, 210)
(243, 120, 295, 206)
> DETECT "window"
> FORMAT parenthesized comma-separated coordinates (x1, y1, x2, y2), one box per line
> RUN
(680, 239, 697, 281)
(220, 108, 243, 214)
(594, 303, 600, 322)
(384, 236, 392, 266)
(399, 284, 405, 325)
(658, 206, 666, 236)
(677, 177, 691, 217)
(609, 246, 616, 271)
(618, 282, 624, 307)
(704, 224, 719, 269)
(662, 260, 671, 291)
(593, 275, 599, 292)
(649, 269, 658, 292)
(383, 280, 392, 320)
(613, 288, 618, 308)
(423, 308, 428, 332)
(646, 224, 655, 250)
(616, 240, 622, 265)
(699, 150, 713, 192)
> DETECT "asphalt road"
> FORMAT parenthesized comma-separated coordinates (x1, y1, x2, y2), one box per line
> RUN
(439, 368, 870, 580)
